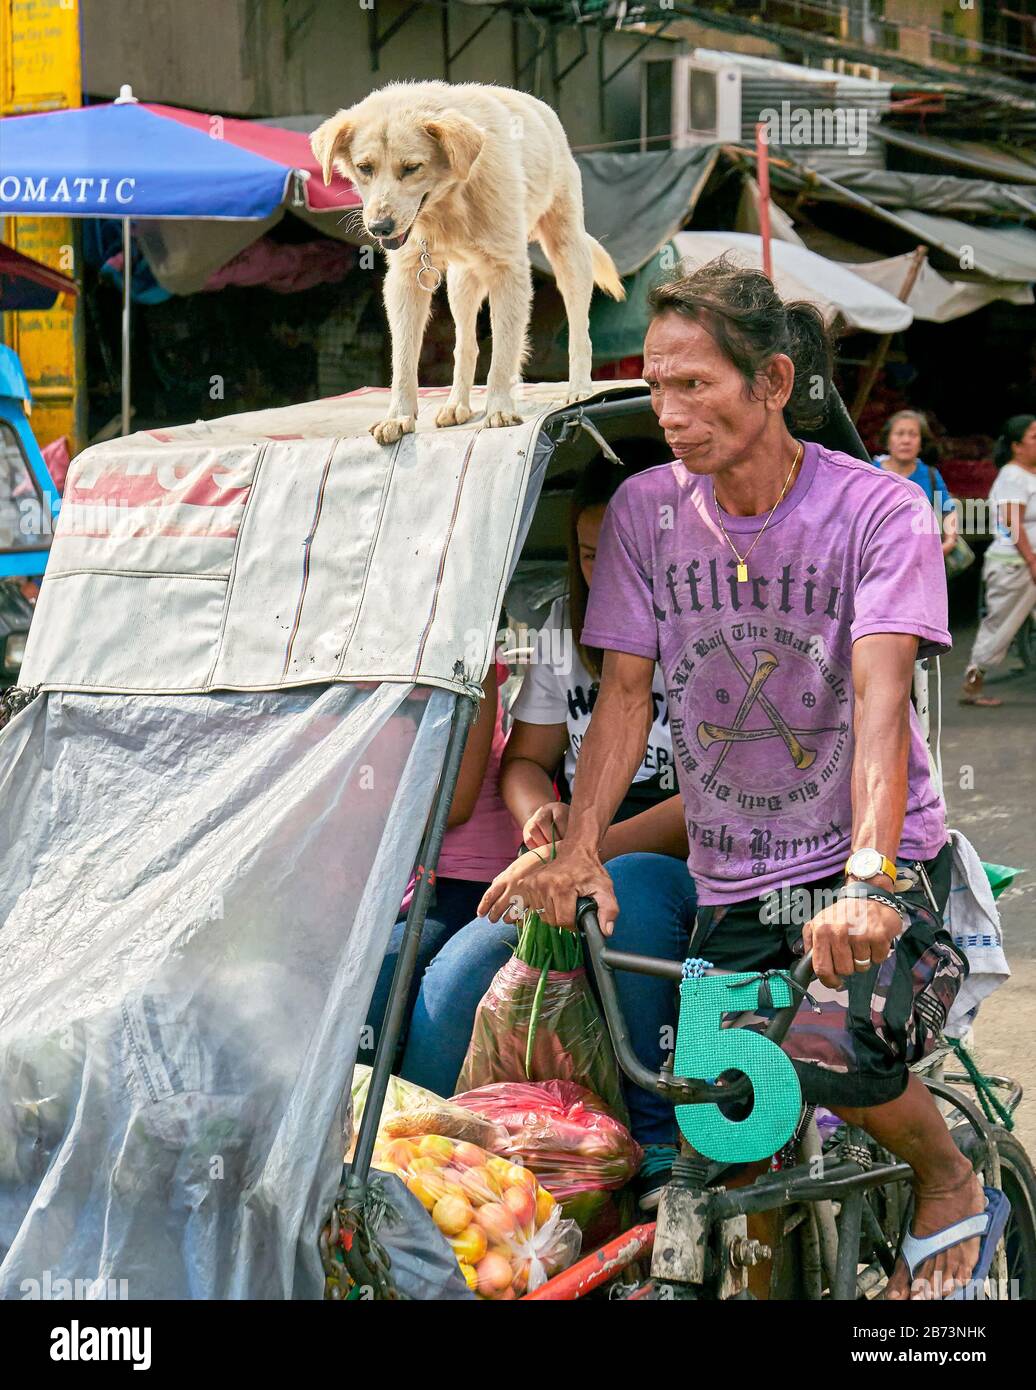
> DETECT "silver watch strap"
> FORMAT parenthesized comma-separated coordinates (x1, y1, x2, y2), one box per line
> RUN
(836, 880, 909, 922)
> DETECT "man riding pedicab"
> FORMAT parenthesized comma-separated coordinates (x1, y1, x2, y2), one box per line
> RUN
(500, 259, 995, 1301)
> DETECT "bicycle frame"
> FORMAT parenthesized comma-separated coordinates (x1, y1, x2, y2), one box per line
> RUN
(570, 896, 1016, 1301)
(575, 894, 814, 1108)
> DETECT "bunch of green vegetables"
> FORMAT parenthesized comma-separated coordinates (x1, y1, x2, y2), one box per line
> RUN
(513, 834, 582, 1076)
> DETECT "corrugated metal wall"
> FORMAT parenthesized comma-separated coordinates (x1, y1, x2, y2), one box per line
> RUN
(741, 75, 892, 172)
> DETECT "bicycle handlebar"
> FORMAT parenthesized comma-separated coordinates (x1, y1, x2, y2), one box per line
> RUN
(575, 895, 815, 1108)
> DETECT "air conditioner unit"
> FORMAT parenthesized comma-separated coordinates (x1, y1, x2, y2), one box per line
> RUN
(640, 58, 742, 151)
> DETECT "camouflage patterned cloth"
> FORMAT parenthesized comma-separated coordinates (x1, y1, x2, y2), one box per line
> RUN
(692, 842, 967, 1109)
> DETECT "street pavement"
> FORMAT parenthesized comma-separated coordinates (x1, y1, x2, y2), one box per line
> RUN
(938, 601, 1036, 1155)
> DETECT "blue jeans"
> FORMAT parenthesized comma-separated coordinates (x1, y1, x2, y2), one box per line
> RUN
(400, 853, 697, 1146)
(360, 877, 489, 1068)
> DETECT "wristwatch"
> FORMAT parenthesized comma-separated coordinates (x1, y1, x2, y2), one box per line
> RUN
(845, 848, 898, 886)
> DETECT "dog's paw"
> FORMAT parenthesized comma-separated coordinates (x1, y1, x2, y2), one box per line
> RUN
(435, 403, 473, 428)
(485, 410, 523, 429)
(369, 415, 416, 446)
(562, 381, 594, 405)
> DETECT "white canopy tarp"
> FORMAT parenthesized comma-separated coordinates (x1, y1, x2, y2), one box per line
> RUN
(19, 383, 640, 697)
(845, 253, 1034, 323)
(670, 231, 914, 334)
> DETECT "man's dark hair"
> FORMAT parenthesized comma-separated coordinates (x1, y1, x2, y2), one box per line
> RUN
(646, 255, 834, 431)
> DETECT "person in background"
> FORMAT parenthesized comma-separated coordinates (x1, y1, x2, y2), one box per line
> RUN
(873, 409, 958, 559)
(961, 415, 1036, 707)
(359, 660, 520, 1065)
(398, 450, 693, 1208)
(500, 450, 677, 846)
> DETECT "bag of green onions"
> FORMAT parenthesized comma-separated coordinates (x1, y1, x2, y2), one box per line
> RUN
(455, 894, 627, 1124)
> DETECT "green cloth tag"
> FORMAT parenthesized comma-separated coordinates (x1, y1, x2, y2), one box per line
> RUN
(981, 862, 1023, 900)
(674, 971, 802, 1162)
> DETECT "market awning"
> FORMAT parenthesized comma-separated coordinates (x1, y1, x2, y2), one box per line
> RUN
(674, 232, 913, 331)
(768, 155, 1036, 285)
(584, 230, 913, 361)
(795, 166, 1036, 220)
(531, 145, 721, 281)
(844, 252, 1033, 323)
(873, 129, 1036, 186)
(790, 230, 1034, 323)
(0, 99, 360, 219)
(0, 242, 77, 311)
(890, 212, 1036, 282)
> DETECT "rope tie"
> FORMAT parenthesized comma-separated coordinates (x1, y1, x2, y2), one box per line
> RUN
(727, 968, 822, 1014)
(949, 1037, 1014, 1131)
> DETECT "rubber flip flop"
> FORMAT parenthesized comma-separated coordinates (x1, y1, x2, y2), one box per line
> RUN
(899, 1186, 1011, 1300)
(959, 695, 1003, 707)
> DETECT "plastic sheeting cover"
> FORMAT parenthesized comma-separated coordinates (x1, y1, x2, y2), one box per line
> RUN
(0, 681, 453, 1299)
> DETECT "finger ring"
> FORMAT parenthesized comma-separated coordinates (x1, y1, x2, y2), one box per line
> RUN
(853, 956, 871, 968)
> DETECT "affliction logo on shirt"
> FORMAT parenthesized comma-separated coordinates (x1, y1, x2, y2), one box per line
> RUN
(654, 557, 844, 623)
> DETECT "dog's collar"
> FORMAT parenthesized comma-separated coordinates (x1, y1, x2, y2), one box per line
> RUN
(416, 239, 443, 293)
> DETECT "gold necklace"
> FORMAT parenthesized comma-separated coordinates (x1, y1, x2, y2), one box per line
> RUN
(714, 441, 804, 584)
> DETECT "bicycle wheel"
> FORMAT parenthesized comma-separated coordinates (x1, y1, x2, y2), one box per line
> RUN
(955, 1125, 1036, 1300)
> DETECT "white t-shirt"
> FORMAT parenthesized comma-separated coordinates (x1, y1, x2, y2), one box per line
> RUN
(511, 595, 673, 787)
(987, 463, 1036, 562)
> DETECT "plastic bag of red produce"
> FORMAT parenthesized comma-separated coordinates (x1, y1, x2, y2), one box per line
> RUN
(451, 1080, 642, 1227)
(455, 910, 627, 1124)
(372, 1132, 581, 1298)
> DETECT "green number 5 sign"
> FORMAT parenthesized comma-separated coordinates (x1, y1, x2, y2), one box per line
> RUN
(673, 971, 803, 1162)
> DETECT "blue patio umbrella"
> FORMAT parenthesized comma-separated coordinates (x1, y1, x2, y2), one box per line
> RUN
(0, 86, 359, 432)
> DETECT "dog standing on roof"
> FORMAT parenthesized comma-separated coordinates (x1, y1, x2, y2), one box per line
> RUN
(311, 81, 626, 446)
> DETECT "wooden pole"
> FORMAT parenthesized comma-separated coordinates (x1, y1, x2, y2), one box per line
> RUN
(756, 122, 773, 281)
(850, 244, 928, 424)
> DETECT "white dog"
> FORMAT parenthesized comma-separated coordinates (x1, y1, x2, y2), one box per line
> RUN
(312, 81, 625, 445)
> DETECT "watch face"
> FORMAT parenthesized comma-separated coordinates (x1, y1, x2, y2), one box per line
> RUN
(850, 849, 882, 879)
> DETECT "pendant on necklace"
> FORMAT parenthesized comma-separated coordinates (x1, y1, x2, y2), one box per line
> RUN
(736, 562, 749, 583)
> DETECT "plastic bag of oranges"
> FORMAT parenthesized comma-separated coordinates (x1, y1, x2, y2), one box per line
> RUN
(372, 1132, 581, 1299)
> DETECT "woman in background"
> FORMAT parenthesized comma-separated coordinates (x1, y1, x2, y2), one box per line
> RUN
(500, 452, 676, 848)
(873, 409, 958, 559)
(962, 415, 1036, 707)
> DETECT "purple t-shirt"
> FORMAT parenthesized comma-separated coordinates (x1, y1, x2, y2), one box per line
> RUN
(582, 442, 950, 905)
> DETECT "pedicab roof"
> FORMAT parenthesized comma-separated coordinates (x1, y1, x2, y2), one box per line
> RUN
(19, 381, 647, 698)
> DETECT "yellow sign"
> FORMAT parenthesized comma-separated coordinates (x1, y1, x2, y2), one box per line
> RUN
(1, 0, 84, 453)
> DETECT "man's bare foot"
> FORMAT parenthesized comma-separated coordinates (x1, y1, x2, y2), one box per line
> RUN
(886, 1164, 987, 1300)
(960, 667, 1002, 707)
